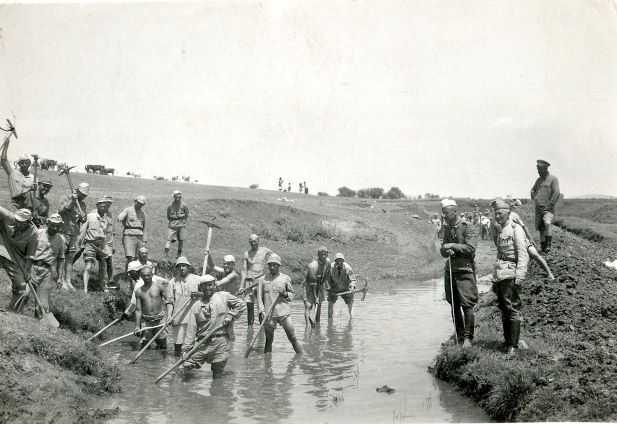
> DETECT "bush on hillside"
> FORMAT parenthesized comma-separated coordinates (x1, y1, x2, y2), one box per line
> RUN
(337, 186, 356, 197)
(358, 187, 384, 199)
(318, 192, 329, 196)
(384, 186, 405, 199)
(249, 184, 259, 189)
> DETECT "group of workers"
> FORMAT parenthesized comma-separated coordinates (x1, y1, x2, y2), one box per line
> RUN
(440, 159, 560, 354)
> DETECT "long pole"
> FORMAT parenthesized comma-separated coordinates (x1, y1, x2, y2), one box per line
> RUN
(201, 226, 213, 276)
(98, 324, 165, 347)
(87, 317, 122, 341)
(245, 294, 281, 358)
(448, 257, 459, 345)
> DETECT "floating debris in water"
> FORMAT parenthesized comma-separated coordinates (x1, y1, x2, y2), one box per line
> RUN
(376, 384, 395, 394)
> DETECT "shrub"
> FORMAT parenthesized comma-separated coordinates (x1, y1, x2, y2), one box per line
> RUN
(337, 186, 356, 197)
(357, 187, 384, 199)
(318, 192, 329, 196)
(384, 186, 405, 199)
(249, 184, 259, 189)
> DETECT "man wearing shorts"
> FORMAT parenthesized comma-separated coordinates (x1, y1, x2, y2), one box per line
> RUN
(169, 256, 201, 356)
(327, 253, 357, 320)
(530, 159, 560, 253)
(58, 182, 89, 290)
(303, 246, 330, 326)
(165, 190, 189, 259)
(240, 234, 272, 327)
(118, 195, 147, 272)
(81, 197, 113, 293)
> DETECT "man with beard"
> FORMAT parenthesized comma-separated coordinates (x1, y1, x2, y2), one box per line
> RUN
(530, 160, 560, 253)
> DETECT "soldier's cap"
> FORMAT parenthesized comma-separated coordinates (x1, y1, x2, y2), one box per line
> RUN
(172, 190, 182, 196)
(511, 199, 522, 207)
(47, 213, 63, 225)
(127, 261, 143, 273)
(175, 256, 191, 267)
(334, 252, 345, 261)
(223, 254, 236, 263)
(96, 197, 112, 205)
(135, 195, 146, 205)
(441, 199, 457, 209)
(17, 155, 31, 163)
(200, 274, 216, 284)
(39, 178, 53, 186)
(77, 182, 90, 195)
(536, 159, 550, 167)
(492, 199, 510, 210)
(198, 276, 217, 291)
(249, 234, 259, 242)
(317, 246, 328, 253)
(14, 209, 32, 222)
(138, 246, 149, 254)
(267, 253, 282, 265)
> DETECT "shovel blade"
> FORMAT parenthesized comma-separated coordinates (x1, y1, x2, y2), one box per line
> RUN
(41, 311, 60, 328)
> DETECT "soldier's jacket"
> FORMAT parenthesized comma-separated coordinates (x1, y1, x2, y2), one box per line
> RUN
(167, 203, 189, 228)
(183, 291, 245, 347)
(531, 174, 560, 212)
(440, 219, 477, 273)
(493, 218, 529, 282)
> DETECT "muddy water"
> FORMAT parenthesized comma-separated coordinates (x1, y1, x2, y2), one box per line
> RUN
(98, 279, 490, 423)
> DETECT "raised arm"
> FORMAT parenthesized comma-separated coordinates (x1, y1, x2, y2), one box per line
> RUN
(0, 137, 12, 176)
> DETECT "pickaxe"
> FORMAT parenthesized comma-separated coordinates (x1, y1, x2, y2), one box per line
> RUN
(58, 165, 84, 216)
(332, 279, 369, 301)
(198, 216, 221, 276)
(1, 118, 18, 139)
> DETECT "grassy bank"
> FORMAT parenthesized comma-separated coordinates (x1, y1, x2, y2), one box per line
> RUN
(432, 217, 617, 421)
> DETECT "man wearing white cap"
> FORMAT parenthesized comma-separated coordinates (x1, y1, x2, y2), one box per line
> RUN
(182, 275, 246, 377)
(58, 181, 89, 290)
(440, 199, 479, 348)
(240, 234, 272, 327)
(29, 213, 66, 314)
(530, 159, 560, 253)
(0, 134, 34, 209)
(257, 253, 302, 354)
(118, 195, 147, 272)
(169, 256, 201, 356)
(211, 254, 241, 292)
(165, 190, 189, 259)
(492, 199, 530, 355)
(80, 197, 113, 293)
(0, 207, 38, 311)
(327, 252, 357, 320)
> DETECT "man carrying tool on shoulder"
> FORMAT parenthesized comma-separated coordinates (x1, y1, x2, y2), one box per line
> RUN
(133, 264, 173, 350)
(33, 178, 53, 227)
(530, 159, 560, 253)
(165, 190, 189, 259)
(303, 246, 330, 326)
(240, 234, 272, 327)
(169, 256, 201, 356)
(81, 197, 113, 293)
(182, 275, 245, 377)
(58, 182, 89, 290)
(327, 253, 357, 320)
(211, 254, 241, 292)
(118, 195, 147, 273)
(0, 207, 38, 311)
(257, 253, 302, 354)
(440, 199, 479, 348)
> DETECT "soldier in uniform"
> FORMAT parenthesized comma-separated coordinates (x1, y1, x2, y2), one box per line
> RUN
(530, 159, 560, 252)
(439, 199, 478, 348)
(58, 182, 89, 290)
(80, 197, 113, 293)
(492, 199, 530, 355)
(303, 246, 331, 326)
(239, 234, 272, 327)
(164, 190, 189, 259)
(118, 195, 147, 272)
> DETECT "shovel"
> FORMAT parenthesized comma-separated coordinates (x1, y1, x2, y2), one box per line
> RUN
(26, 278, 59, 328)
(98, 323, 165, 347)
(245, 294, 282, 358)
(197, 217, 221, 276)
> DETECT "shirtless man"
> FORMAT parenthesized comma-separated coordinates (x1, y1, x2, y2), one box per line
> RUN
(240, 234, 272, 327)
(303, 246, 330, 327)
(133, 265, 173, 350)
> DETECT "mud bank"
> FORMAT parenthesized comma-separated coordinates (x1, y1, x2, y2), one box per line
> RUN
(432, 226, 617, 421)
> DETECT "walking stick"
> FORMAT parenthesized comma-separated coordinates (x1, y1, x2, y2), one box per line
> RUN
(87, 317, 123, 341)
(154, 323, 225, 384)
(245, 294, 282, 358)
(129, 297, 193, 364)
(448, 257, 459, 345)
(99, 323, 165, 347)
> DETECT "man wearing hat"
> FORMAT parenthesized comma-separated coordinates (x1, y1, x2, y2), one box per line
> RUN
(58, 181, 89, 290)
(440, 199, 479, 348)
(492, 199, 530, 355)
(0, 135, 34, 209)
(210, 254, 241, 292)
(165, 190, 190, 259)
(80, 197, 113, 293)
(182, 275, 245, 377)
(240, 234, 272, 327)
(118, 195, 147, 272)
(29, 213, 66, 314)
(530, 159, 560, 253)
(327, 252, 357, 320)
(257, 253, 302, 354)
(303, 246, 331, 326)
(0, 207, 38, 311)
(169, 256, 201, 356)
(32, 178, 54, 227)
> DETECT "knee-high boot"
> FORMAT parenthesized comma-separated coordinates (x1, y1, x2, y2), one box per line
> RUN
(247, 303, 254, 326)
(501, 315, 511, 347)
(463, 308, 475, 340)
(510, 320, 521, 348)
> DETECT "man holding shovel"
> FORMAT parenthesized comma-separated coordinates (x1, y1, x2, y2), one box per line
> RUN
(240, 234, 272, 327)
(0, 127, 34, 210)
(303, 246, 330, 327)
(58, 182, 89, 290)
(440, 199, 479, 348)
(0, 207, 38, 311)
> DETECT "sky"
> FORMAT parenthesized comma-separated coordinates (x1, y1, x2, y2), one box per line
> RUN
(0, 0, 616, 198)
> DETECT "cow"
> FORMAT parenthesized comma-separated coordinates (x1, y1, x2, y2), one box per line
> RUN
(85, 164, 106, 174)
(182, 175, 190, 182)
(39, 158, 57, 170)
(154, 176, 166, 181)
(103, 167, 115, 175)
(172, 176, 179, 182)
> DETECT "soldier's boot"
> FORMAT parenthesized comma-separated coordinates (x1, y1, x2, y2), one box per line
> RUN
(544, 236, 552, 253)
(507, 321, 521, 356)
(211, 360, 227, 379)
(247, 303, 255, 327)
(453, 307, 465, 344)
(462, 308, 475, 348)
(174, 344, 183, 357)
(501, 316, 511, 350)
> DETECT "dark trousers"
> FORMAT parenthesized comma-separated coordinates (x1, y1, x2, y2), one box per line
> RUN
(493, 278, 522, 347)
(444, 270, 478, 340)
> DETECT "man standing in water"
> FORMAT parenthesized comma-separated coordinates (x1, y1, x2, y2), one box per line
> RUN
(212, 254, 241, 292)
(169, 256, 201, 356)
(165, 190, 189, 259)
(240, 234, 272, 327)
(492, 199, 530, 356)
(530, 159, 560, 253)
(134, 265, 173, 350)
(257, 254, 302, 354)
(439, 199, 478, 348)
(327, 253, 357, 320)
(182, 276, 245, 377)
(303, 246, 330, 326)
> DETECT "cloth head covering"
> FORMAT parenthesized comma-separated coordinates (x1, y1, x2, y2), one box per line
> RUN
(492, 199, 510, 210)
(267, 253, 282, 265)
(172, 190, 182, 196)
(47, 213, 63, 224)
(334, 252, 345, 261)
(536, 159, 550, 167)
(249, 234, 259, 242)
(223, 254, 236, 263)
(14, 209, 32, 222)
(135, 195, 146, 205)
(138, 246, 149, 254)
(77, 182, 90, 195)
(39, 178, 53, 186)
(441, 199, 457, 209)
(317, 246, 328, 253)
(127, 261, 143, 273)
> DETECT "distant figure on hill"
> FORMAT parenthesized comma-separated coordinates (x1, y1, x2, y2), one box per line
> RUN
(299, 182, 303, 193)
(531, 159, 560, 253)
(287, 182, 291, 192)
(491, 199, 530, 356)
(278, 177, 283, 191)
(118, 195, 147, 273)
(239, 234, 272, 327)
(165, 190, 189, 259)
(440, 199, 478, 348)
(304, 182, 308, 195)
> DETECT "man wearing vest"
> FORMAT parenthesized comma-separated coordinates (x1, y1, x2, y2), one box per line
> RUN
(118, 195, 147, 272)
(530, 159, 560, 253)
(492, 199, 530, 356)
(165, 190, 189, 259)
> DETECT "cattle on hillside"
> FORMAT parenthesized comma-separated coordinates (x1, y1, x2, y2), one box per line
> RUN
(85, 164, 106, 174)
(172, 176, 179, 182)
(182, 176, 190, 182)
(103, 167, 115, 175)
(39, 158, 57, 170)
